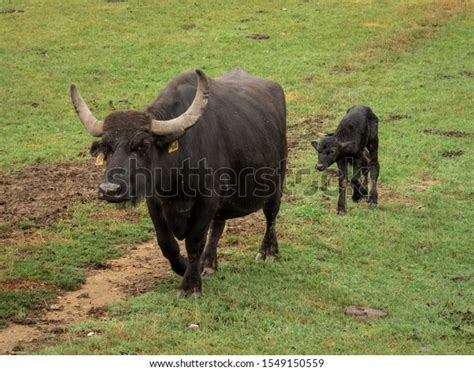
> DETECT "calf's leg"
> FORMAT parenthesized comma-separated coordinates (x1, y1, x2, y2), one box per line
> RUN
(367, 140, 380, 208)
(337, 159, 348, 215)
(351, 156, 369, 202)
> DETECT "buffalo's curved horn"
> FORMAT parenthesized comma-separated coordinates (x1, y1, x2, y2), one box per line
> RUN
(70, 84, 104, 137)
(150, 69, 209, 135)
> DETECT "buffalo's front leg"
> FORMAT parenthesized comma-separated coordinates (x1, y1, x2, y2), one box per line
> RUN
(146, 197, 187, 276)
(179, 234, 206, 298)
(179, 200, 217, 298)
(336, 159, 348, 215)
(201, 218, 225, 276)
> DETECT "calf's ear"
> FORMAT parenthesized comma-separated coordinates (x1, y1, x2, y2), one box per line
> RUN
(311, 141, 319, 150)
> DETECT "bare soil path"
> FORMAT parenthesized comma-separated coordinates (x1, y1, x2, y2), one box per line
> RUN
(0, 240, 172, 354)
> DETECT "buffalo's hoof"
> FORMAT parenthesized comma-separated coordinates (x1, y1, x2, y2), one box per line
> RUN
(337, 209, 346, 216)
(201, 266, 216, 277)
(255, 252, 277, 262)
(369, 202, 377, 209)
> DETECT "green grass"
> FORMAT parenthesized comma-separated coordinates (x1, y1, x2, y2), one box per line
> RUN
(0, 203, 153, 327)
(0, 290, 56, 329)
(0, 0, 473, 354)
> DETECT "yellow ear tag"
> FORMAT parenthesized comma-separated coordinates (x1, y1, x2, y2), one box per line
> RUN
(95, 153, 105, 166)
(168, 140, 179, 153)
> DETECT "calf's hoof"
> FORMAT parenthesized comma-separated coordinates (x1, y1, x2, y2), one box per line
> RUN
(177, 289, 202, 299)
(352, 194, 366, 203)
(255, 252, 277, 262)
(368, 202, 378, 209)
(201, 266, 216, 277)
(337, 209, 346, 216)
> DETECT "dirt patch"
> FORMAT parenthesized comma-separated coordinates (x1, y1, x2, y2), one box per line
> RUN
(285, 91, 304, 102)
(297, 114, 336, 127)
(226, 212, 265, 237)
(331, 65, 356, 74)
(378, 183, 416, 207)
(386, 113, 412, 122)
(181, 23, 196, 30)
(287, 114, 336, 150)
(459, 310, 473, 325)
(247, 33, 270, 40)
(442, 150, 464, 158)
(412, 176, 440, 192)
(460, 70, 474, 78)
(439, 73, 455, 80)
(451, 275, 470, 283)
(302, 75, 317, 84)
(424, 128, 471, 138)
(363, 22, 388, 28)
(344, 305, 388, 319)
(0, 279, 58, 292)
(0, 240, 172, 354)
(0, 8, 24, 14)
(0, 160, 102, 239)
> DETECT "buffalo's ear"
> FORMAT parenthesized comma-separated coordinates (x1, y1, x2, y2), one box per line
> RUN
(153, 131, 186, 150)
(90, 141, 102, 157)
(311, 141, 319, 151)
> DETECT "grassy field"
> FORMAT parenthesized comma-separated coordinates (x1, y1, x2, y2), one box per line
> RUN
(0, 0, 473, 354)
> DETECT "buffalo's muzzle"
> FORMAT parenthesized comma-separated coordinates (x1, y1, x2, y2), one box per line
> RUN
(98, 182, 124, 202)
(316, 163, 326, 171)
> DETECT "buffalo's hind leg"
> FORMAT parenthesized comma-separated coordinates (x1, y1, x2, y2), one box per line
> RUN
(146, 197, 187, 276)
(256, 191, 282, 262)
(201, 218, 226, 277)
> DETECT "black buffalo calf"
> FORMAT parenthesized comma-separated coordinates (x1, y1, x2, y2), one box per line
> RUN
(311, 105, 380, 215)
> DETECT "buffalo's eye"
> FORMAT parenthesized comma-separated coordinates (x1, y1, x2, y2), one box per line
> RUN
(131, 139, 151, 153)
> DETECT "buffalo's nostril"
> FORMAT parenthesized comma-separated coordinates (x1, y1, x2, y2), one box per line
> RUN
(316, 164, 325, 171)
(99, 182, 121, 196)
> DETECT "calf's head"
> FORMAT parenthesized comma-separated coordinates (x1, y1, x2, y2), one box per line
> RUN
(311, 135, 354, 171)
(70, 70, 209, 203)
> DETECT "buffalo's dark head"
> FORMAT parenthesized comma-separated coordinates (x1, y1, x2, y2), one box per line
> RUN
(70, 70, 209, 203)
(311, 135, 354, 171)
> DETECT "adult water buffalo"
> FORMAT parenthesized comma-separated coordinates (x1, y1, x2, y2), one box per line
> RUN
(70, 68, 287, 297)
